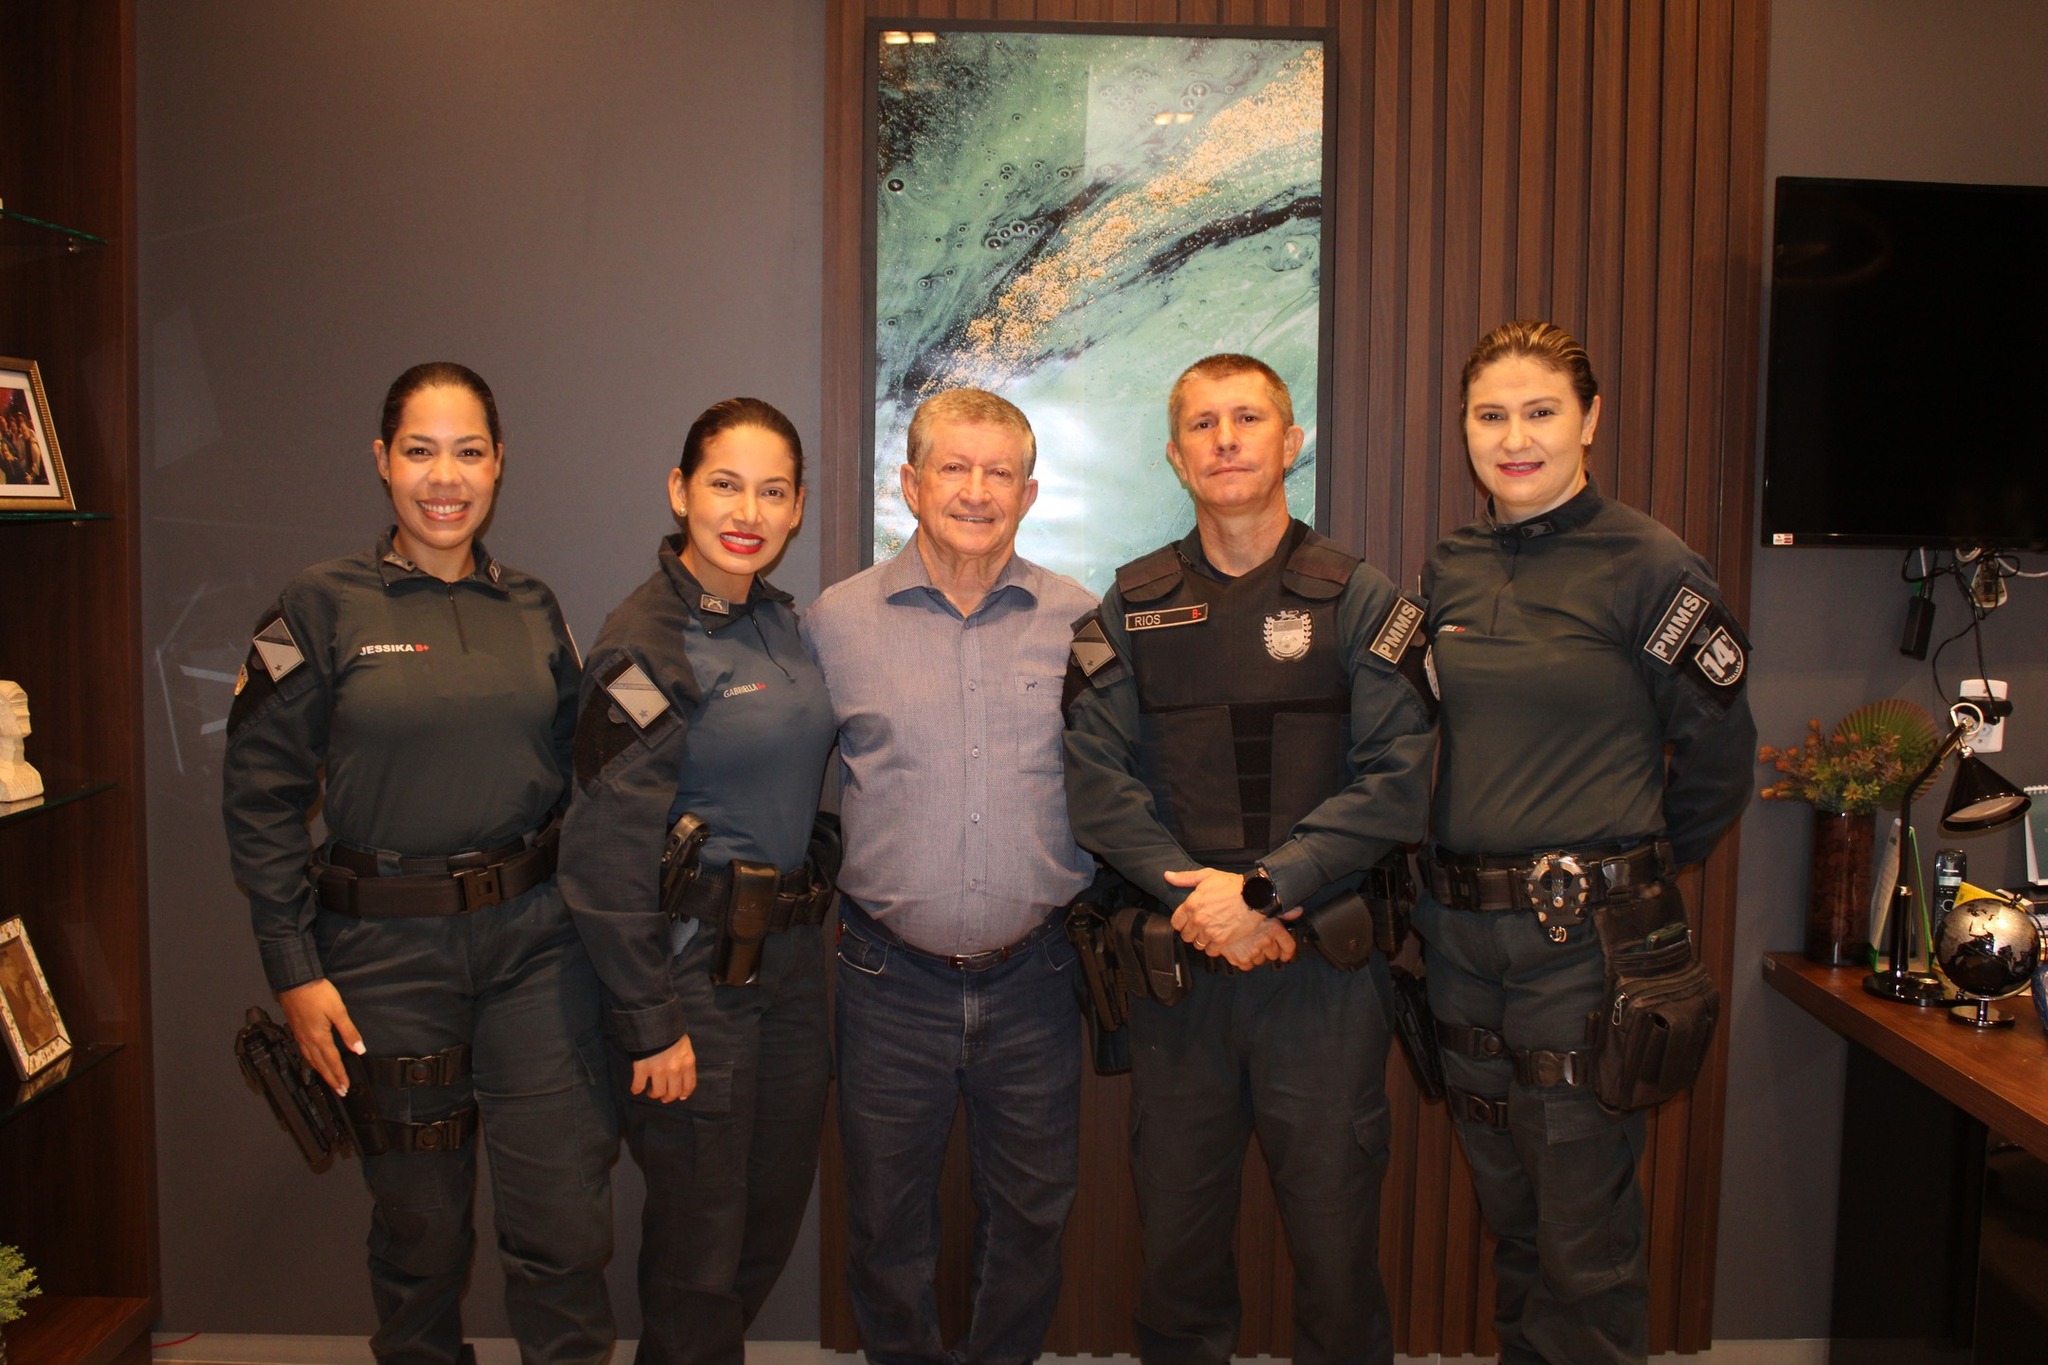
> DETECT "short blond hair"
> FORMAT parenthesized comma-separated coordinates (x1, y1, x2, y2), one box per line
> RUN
(1167, 353, 1295, 434)
(906, 389, 1037, 477)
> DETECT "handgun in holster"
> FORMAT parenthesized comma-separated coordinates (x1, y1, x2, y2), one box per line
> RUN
(1065, 897, 1131, 1075)
(1388, 963, 1447, 1100)
(659, 810, 711, 920)
(712, 860, 780, 986)
(234, 1005, 386, 1169)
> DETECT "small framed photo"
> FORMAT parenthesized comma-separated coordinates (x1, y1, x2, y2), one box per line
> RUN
(0, 916, 71, 1079)
(0, 357, 74, 512)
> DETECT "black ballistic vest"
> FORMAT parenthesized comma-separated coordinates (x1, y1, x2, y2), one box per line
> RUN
(1120, 521, 1354, 868)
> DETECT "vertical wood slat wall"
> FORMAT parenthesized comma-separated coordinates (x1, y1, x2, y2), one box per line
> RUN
(821, 1, 1768, 1355)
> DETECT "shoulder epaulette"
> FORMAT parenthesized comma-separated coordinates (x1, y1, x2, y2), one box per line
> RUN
(1282, 531, 1361, 601)
(1115, 545, 1186, 604)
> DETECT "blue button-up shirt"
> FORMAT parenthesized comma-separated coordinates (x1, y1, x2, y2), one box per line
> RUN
(801, 538, 1098, 955)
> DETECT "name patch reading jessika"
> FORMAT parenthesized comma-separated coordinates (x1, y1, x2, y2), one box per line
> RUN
(1644, 586, 1708, 663)
(360, 643, 431, 656)
(1125, 604, 1209, 632)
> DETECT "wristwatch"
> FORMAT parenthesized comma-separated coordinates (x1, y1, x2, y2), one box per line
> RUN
(1241, 866, 1281, 917)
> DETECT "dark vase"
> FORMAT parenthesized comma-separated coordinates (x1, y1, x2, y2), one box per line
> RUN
(1807, 808, 1876, 966)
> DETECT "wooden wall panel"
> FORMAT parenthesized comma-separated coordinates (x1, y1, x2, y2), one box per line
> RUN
(820, 1, 1769, 1355)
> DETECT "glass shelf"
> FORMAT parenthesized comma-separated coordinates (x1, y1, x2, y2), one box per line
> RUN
(0, 204, 109, 249)
(0, 510, 110, 523)
(0, 1041, 123, 1126)
(0, 778, 117, 829)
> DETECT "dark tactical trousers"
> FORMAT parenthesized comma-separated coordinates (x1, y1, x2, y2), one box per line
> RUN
(1126, 951, 1395, 1365)
(313, 881, 616, 1365)
(1412, 891, 1649, 1365)
(622, 922, 831, 1365)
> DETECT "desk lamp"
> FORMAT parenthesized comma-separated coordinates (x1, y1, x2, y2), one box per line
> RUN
(1864, 699, 2031, 1006)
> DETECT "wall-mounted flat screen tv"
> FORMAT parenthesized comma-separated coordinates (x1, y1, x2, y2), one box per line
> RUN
(1761, 176, 2048, 549)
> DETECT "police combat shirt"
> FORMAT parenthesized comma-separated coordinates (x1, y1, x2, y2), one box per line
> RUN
(1063, 521, 1435, 912)
(800, 539, 1097, 955)
(557, 536, 835, 1055)
(1423, 480, 1757, 868)
(222, 532, 581, 995)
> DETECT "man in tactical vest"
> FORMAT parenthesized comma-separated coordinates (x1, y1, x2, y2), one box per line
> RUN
(1062, 354, 1435, 1365)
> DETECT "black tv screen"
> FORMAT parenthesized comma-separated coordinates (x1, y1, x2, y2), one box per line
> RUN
(1761, 176, 2048, 550)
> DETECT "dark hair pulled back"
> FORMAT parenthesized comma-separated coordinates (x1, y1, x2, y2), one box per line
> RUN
(679, 398, 805, 488)
(1459, 321, 1600, 413)
(380, 362, 503, 447)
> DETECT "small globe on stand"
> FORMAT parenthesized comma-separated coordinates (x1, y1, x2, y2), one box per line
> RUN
(1934, 890, 2042, 1028)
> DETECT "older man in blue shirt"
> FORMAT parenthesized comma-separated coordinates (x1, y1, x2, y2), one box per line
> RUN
(802, 388, 1096, 1365)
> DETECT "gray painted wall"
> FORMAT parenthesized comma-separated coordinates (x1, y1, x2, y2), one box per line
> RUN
(1714, 0, 2048, 1339)
(138, 1, 826, 1339)
(137, 0, 2048, 1345)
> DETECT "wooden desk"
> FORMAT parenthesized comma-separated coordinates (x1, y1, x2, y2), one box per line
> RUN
(1761, 951, 2048, 1159)
(1762, 951, 2048, 1362)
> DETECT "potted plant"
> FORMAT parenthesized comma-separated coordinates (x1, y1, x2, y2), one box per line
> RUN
(0, 1242, 38, 1363)
(1760, 700, 1938, 965)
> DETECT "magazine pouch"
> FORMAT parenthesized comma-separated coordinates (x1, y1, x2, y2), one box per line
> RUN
(1585, 888, 1720, 1113)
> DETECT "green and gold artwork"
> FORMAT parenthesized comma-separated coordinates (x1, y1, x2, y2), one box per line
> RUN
(872, 28, 1328, 591)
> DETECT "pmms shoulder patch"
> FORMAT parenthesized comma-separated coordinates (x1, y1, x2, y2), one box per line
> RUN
(1644, 584, 1709, 665)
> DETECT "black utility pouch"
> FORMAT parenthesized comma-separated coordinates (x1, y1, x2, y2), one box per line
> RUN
(1363, 848, 1417, 954)
(1110, 906, 1191, 1007)
(712, 859, 778, 986)
(1585, 899, 1720, 1113)
(1301, 890, 1376, 970)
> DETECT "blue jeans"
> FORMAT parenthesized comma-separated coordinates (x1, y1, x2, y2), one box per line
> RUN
(834, 906, 1082, 1365)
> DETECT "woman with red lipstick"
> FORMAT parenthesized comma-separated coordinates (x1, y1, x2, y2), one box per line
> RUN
(558, 397, 838, 1364)
(1411, 322, 1755, 1365)
(222, 362, 616, 1363)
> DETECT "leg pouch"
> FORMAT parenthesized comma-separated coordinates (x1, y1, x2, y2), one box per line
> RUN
(1585, 894, 1720, 1113)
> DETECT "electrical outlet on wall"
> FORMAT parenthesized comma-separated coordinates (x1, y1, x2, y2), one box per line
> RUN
(1960, 678, 2009, 753)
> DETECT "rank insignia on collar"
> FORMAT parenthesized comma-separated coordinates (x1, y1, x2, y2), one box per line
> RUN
(251, 615, 305, 682)
(602, 660, 671, 730)
(1263, 609, 1312, 661)
(698, 593, 732, 616)
(1125, 603, 1208, 631)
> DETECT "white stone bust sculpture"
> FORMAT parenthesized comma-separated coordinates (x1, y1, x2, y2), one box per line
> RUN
(0, 681, 44, 801)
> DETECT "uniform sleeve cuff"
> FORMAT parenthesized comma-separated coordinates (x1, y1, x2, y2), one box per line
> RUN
(608, 998, 689, 1055)
(1260, 839, 1322, 910)
(259, 932, 325, 994)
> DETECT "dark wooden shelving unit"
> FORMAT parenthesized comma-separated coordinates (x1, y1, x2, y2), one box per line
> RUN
(0, 4, 156, 1364)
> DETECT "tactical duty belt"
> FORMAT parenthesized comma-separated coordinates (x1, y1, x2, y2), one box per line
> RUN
(314, 821, 560, 918)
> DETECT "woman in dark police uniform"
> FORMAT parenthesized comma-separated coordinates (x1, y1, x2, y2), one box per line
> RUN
(557, 398, 837, 1365)
(1414, 322, 1755, 1365)
(222, 363, 615, 1364)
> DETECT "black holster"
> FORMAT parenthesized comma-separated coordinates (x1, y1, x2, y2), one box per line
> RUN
(234, 1005, 382, 1169)
(1296, 849, 1416, 970)
(658, 811, 711, 918)
(1112, 906, 1192, 1006)
(1583, 885, 1720, 1113)
(1388, 964, 1447, 1100)
(712, 859, 780, 987)
(1065, 899, 1131, 1075)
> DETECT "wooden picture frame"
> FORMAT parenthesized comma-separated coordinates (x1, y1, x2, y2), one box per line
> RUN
(0, 916, 72, 1079)
(0, 356, 75, 512)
